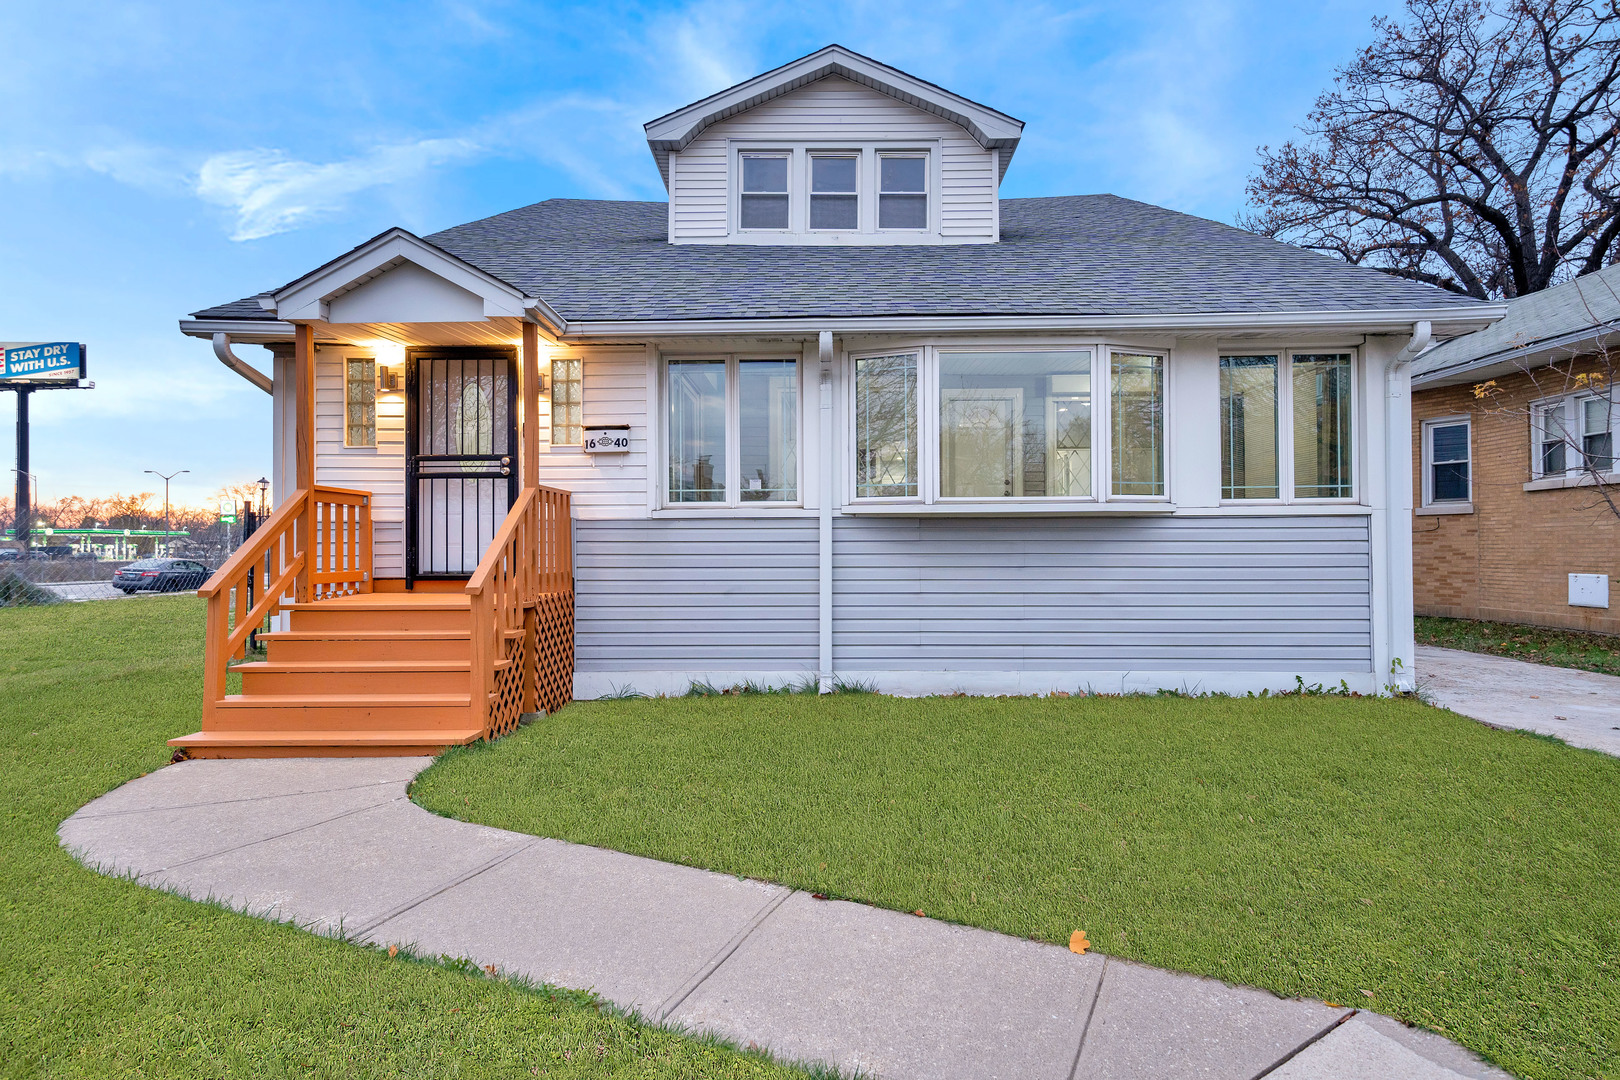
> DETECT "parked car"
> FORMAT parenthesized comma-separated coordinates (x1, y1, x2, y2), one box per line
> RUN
(113, 558, 212, 593)
(0, 549, 19, 562)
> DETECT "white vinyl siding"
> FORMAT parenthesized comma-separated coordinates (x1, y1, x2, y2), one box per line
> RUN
(669, 76, 997, 243)
(532, 347, 651, 519)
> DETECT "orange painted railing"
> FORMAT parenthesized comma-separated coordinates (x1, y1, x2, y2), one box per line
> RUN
(466, 485, 574, 739)
(198, 485, 372, 716)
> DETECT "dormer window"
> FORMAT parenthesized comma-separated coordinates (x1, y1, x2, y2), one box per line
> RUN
(740, 153, 790, 230)
(810, 155, 859, 230)
(879, 155, 928, 230)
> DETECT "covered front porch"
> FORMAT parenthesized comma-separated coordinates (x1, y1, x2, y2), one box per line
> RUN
(173, 233, 577, 757)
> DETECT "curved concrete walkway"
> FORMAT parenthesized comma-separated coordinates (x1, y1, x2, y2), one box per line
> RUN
(1419, 644, 1620, 757)
(59, 758, 1513, 1080)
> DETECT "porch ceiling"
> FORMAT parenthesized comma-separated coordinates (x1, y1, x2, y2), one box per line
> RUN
(316, 318, 534, 349)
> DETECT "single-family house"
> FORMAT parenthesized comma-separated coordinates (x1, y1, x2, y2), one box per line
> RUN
(1411, 263, 1619, 631)
(173, 45, 1501, 757)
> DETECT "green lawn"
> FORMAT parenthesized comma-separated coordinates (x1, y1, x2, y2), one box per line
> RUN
(416, 692, 1620, 1080)
(1418, 615, 1620, 677)
(0, 597, 805, 1079)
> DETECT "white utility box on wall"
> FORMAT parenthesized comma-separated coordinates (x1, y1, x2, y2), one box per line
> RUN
(1569, 573, 1610, 609)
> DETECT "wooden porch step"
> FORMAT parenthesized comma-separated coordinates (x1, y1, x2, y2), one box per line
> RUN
(235, 660, 471, 696)
(168, 727, 484, 759)
(261, 629, 472, 662)
(209, 693, 474, 731)
(287, 603, 470, 632)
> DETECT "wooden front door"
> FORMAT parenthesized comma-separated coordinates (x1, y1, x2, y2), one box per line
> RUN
(405, 349, 518, 581)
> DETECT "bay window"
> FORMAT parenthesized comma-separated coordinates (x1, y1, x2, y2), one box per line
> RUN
(1218, 351, 1356, 502)
(939, 351, 1092, 498)
(667, 357, 799, 505)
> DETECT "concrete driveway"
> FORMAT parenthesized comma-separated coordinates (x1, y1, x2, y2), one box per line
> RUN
(1418, 645, 1620, 757)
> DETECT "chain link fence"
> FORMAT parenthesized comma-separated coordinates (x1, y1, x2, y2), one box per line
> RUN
(0, 495, 267, 607)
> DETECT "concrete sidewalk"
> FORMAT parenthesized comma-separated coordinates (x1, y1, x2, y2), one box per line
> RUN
(59, 758, 1513, 1080)
(1419, 644, 1620, 757)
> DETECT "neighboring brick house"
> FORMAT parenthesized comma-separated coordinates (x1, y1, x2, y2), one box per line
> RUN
(1412, 264, 1620, 633)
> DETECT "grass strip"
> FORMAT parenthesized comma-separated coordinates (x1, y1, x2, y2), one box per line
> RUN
(0, 597, 808, 1079)
(1417, 616, 1620, 678)
(417, 692, 1620, 1080)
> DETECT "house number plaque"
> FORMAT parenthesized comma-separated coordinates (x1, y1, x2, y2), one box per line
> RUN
(583, 425, 631, 453)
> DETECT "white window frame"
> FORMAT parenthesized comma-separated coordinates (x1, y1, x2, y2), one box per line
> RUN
(737, 151, 792, 233)
(808, 152, 861, 232)
(729, 142, 939, 238)
(845, 342, 1172, 507)
(876, 151, 930, 233)
(1215, 348, 1362, 506)
(1531, 390, 1617, 479)
(660, 353, 804, 509)
(1421, 415, 1472, 507)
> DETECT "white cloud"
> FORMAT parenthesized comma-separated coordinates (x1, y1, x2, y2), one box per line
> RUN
(195, 138, 482, 241)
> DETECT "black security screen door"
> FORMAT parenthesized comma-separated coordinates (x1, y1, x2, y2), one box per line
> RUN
(406, 349, 518, 581)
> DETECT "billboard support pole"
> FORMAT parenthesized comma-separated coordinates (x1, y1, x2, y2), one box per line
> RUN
(14, 386, 29, 553)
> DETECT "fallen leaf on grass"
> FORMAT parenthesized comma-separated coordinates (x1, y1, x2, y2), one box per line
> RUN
(387, 945, 398, 958)
(1360, 989, 1375, 998)
(913, 909, 926, 917)
(484, 964, 498, 977)
(1069, 930, 1090, 954)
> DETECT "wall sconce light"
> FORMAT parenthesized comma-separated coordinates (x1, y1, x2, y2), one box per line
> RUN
(377, 365, 403, 392)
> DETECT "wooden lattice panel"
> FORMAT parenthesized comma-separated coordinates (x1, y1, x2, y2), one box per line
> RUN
(532, 590, 575, 716)
(486, 634, 527, 740)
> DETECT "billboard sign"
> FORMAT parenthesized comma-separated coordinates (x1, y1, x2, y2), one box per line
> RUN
(1, 342, 86, 384)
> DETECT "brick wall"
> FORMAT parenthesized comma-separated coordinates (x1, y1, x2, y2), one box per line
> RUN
(1412, 356, 1619, 632)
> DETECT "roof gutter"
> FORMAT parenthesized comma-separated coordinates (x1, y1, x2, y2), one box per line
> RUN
(211, 333, 273, 395)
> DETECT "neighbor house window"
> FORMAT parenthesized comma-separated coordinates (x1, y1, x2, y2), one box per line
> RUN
(667, 357, 800, 505)
(1582, 394, 1614, 472)
(550, 355, 582, 446)
(1110, 352, 1165, 496)
(1423, 418, 1471, 504)
(344, 358, 376, 447)
(854, 353, 918, 497)
(1292, 353, 1354, 498)
(938, 351, 1092, 498)
(740, 153, 790, 230)
(1534, 392, 1616, 478)
(878, 155, 927, 229)
(810, 155, 858, 230)
(1220, 355, 1279, 499)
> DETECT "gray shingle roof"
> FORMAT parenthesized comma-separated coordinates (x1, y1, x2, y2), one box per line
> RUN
(191, 195, 1486, 324)
(1413, 261, 1620, 383)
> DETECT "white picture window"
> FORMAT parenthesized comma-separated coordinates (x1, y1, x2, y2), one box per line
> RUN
(1218, 351, 1357, 503)
(1422, 418, 1471, 505)
(850, 345, 1163, 505)
(810, 155, 858, 231)
(666, 356, 800, 506)
(878, 155, 927, 229)
(740, 153, 790, 230)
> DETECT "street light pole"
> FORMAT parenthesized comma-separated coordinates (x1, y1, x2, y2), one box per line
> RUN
(144, 468, 188, 554)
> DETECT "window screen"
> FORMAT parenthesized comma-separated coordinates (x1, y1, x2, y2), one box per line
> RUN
(878, 156, 927, 229)
(810, 155, 858, 230)
(1428, 421, 1470, 502)
(741, 154, 789, 229)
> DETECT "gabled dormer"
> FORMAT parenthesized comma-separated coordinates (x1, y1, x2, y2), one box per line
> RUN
(645, 45, 1023, 246)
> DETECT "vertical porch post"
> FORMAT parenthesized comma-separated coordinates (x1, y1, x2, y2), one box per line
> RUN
(294, 322, 316, 602)
(520, 320, 541, 713)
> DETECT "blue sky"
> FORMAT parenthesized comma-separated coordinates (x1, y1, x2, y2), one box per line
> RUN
(0, 0, 1399, 509)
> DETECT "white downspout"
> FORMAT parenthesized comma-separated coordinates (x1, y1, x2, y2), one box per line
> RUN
(1383, 320, 1430, 692)
(818, 330, 834, 694)
(212, 333, 273, 394)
